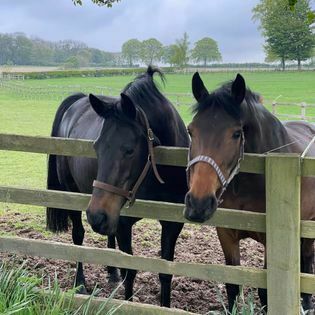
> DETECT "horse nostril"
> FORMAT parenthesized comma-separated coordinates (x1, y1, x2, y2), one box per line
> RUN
(86, 210, 107, 231)
(184, 193, 218, 222)
(185, 193, 192, 208)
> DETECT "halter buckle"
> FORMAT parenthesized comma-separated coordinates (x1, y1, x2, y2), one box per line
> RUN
(147, 128, 154, 141)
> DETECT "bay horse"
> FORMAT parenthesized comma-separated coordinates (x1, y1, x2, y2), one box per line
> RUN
(46, 66, 189, 307)
(184, 72, 315, 312)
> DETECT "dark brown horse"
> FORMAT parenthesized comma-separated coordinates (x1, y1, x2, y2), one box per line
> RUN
(46, 67, 189, 307)
(184, 72, 315, 312)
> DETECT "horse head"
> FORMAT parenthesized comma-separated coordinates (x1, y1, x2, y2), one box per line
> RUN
(86, 92, 162, 235)
(184, 73, 246, 222)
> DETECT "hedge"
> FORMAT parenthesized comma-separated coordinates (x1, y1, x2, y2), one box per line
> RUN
(2, 67, 175, 80)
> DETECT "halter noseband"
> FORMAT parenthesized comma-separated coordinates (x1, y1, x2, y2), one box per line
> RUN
(93, 107, 164, 207)
(186, 131, 245, 204)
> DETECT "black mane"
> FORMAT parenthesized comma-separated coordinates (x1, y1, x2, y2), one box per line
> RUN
(192, 80, 289, 153)
(122, 66, 167, 107)
(101, 66, 168, 129)
(192, 81, 262, 122)
(116, 66, 188, 147)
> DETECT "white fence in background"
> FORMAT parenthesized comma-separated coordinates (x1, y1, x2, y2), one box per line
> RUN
(0, 73, 25, 80)
(1, 79, 315, 122)
(271, 101, 315, 121)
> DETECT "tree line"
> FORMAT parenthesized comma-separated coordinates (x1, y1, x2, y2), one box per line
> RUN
(0, 32, 117, 67)
(121, 33, 222, 68)
(0, 32, 222, 68)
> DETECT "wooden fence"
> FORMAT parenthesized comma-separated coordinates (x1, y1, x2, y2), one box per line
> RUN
(271, 101, 315, 121)
(0, 133, 315, 314)
(0, 73, 25, 80)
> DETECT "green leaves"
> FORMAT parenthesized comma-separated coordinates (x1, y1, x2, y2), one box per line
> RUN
(191, 37, 222, 66)
(121, 39, 142, 67)
(140, 38, 163, 65)
(253, 0, 315, 70)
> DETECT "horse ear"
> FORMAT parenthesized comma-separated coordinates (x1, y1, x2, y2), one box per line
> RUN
(89, 94, 112, 118)
(231, 74, 246, 105)
(120, 93, 137, 120)
(192, 72, 209, 102)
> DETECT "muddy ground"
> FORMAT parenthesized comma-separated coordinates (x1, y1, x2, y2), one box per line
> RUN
(0, 209, 268, 314)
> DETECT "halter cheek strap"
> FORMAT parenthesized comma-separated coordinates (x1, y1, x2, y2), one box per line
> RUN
(186, 131, 245, 204)
(93, 107, 164, 207)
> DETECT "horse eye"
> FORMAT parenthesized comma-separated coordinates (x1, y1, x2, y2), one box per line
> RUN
(125, 148, 134, 156)
(232, 130, 242, 139)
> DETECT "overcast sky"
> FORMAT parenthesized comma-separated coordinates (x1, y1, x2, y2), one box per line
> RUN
(0, 0, 266, 62)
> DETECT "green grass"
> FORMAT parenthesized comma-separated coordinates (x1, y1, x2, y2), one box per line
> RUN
(19, 71, 315, 103)
(0, 262, 123, 314)
(9, 71, 315, 122)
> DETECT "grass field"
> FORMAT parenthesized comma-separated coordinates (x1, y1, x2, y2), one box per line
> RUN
(0, 70, 314, 217)
(18, 71, 315, 103)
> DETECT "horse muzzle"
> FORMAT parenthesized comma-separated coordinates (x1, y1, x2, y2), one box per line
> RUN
(86, 208, 117, 236)
(183, 192, 218, 223)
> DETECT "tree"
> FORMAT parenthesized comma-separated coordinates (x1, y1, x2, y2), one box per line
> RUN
(191, 37, 222, 66)
(162, 45, 178, 66)
(122, 39, 142, 67)
(264, 45, 281, 63)
(310, 47, 315, 65)
(0, 32, 117, 67)
(253, 0, 314, 70)
(64, 56, 80, 68)
(140, 38, 163, 65)
(286, 0, 315, 68)
(171, 32, 190, 68)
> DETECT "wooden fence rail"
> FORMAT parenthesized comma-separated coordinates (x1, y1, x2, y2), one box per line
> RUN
(0, 185, 315, 239)
(271, 101, 315, 121)
(1, 133, 315, 314)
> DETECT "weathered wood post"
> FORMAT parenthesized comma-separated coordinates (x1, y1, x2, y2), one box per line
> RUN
(266, 154, 301, 314)
(301, 102, 306, 121)
(272, 101, 277, 115)
(176, 95, 180, 107)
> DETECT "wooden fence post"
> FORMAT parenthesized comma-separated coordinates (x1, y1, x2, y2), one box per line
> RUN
(266, 154, 301, 314)
(301, 102, 306, 120)
(272, 101, 277, 115)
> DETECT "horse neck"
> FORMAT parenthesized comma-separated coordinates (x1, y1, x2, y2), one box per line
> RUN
(243, 102, 290, 154)
(124, 76, 189, 147)
(128, 92, 188, 147)
(150, 104, 188, 146)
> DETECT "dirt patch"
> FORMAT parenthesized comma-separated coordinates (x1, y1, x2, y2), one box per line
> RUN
(0, 209, 266, 314)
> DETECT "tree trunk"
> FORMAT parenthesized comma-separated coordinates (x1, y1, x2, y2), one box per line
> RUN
(204, 58, 207, 67)
(297, 58, 301, 70)
(281, 57, 285, 71)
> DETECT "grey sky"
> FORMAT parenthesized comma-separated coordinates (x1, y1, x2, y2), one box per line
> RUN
(0, 0, 265, 62)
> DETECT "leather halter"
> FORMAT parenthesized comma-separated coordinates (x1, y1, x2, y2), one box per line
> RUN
(93, 107, 164, 207)
(186, 131, 245, 204)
